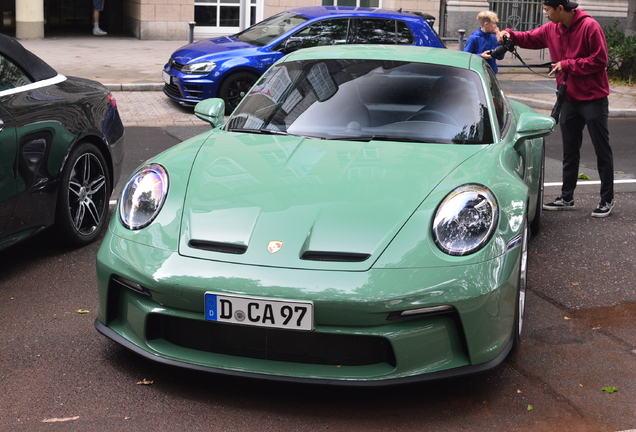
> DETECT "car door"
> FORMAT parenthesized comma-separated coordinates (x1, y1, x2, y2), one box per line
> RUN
(0, 54, 25, 233)
(0, 105, 17, 234)
(0, 52, 68, 237)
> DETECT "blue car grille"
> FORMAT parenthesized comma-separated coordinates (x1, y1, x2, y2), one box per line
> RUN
(169, 59, 185, 72)
(147, 314, 397, 367)
(183, 84, 204, 98)
(164, 83, 182, 98)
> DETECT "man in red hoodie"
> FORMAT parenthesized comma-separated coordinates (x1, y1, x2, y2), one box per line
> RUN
(497, 0, 614, 218)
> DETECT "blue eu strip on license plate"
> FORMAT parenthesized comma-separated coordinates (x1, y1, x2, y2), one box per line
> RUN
(205, 293, 313, 331)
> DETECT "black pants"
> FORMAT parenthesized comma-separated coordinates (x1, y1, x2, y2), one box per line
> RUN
(559, 97, 613, 203)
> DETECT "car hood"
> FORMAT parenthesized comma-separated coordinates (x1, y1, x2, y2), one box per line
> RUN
(171, 36, 259, 63)
(179, 131, 485, 270)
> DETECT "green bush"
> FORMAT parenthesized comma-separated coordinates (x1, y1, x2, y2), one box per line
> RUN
(604, 20, 636, 84)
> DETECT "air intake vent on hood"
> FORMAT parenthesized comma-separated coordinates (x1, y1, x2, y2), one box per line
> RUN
(189, 240, 247, 255)
(301, 251, 371, 262)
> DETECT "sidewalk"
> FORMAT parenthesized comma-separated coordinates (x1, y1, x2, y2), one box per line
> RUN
(20, 36, 636, 125)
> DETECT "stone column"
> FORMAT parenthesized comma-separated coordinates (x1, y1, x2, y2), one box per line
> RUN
(16, 0, 45, 40)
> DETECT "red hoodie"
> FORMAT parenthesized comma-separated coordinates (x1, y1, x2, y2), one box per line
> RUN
(505, 9, 610, 102)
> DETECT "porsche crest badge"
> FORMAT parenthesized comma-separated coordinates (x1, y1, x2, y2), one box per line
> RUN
(268, 241, 283, 254)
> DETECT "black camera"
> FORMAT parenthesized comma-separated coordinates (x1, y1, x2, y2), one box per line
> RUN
(489, 36, 515, 58)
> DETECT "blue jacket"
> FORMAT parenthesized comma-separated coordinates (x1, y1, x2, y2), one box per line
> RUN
(464, 28, 503, 73)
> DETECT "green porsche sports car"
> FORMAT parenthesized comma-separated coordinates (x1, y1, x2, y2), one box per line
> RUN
(95, 45, 555, 385)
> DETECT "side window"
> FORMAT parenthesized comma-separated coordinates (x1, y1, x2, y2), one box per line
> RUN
(291, 19, 349, 48)
(396, 21, 415, 44)
(355, 19, 404, 44)
(0, 55, 32, 92)
(485, 66, 506, 130)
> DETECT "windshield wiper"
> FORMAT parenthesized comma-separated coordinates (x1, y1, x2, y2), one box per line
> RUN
(228, 128, 288, 135)
(324, 135, 446, 144)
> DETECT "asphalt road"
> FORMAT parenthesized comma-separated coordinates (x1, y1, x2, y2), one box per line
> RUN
(1, 122, 635, 431)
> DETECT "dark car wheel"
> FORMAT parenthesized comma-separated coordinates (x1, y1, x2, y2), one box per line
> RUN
(512, 221, 528, 351)
(530, 142, 545, 237)
(218, 72, 258, 114)
(55, 142, 111, 247)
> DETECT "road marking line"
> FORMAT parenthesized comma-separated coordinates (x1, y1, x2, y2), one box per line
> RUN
(545, 179, 636, 187)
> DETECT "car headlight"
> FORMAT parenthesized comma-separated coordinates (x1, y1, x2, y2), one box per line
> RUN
(432, 184, 499, 256)
(182, 61, 216, 74)
(119, 164, 169, 230)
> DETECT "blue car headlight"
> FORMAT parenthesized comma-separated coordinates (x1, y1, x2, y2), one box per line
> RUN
(432, 184, 499, 256)
(182, 61, 217, 74)
(119, 164, 169, 230)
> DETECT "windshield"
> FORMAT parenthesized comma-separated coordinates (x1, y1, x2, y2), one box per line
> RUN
(226, 59, 493, 144)
(235, 11, 308, 47)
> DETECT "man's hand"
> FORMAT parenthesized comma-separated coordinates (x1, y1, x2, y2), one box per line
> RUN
(548, 62, 562, 76)
(481, 51, 493, 60)
(496, 30, 510, 43)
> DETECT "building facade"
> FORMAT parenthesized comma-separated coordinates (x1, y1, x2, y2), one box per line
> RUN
(6, 0, 628, 41)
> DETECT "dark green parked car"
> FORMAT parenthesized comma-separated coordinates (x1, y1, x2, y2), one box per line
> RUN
(0, 34, 124, 250)
(96, 45, 554, 385)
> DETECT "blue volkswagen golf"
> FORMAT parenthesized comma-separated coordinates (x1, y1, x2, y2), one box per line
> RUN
(163, 6, 445, 113)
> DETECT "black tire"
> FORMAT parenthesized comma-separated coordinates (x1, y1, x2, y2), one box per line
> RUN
(55, 142, 111, 247)
(218, 72, 258, 115)
(512, 221, 528, 352)
(530, 142, 545, 237)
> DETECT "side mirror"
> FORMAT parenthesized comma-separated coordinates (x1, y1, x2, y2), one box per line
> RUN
(194, 98, 225, 127)
(283, 38, 303, 53)
(513, 112, 555, 149)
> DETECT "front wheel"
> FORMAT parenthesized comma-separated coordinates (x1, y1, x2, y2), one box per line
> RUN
(218, 72, 258, 115)
(55, 142, 111, 247)
(512, 221, 528, 351)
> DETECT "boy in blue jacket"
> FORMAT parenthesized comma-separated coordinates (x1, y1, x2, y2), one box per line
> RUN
(464, 11, 504, 73)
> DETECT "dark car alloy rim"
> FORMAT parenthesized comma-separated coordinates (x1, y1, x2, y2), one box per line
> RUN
(224, 75, 257, 111)
(68, 152, 108, 235)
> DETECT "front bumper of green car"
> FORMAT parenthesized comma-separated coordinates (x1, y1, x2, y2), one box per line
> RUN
(95, 232, 521, 386)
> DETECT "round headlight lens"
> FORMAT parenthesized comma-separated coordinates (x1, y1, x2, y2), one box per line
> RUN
(182, 62, 216, 74)
(119, 164, 169, 230)
(432, 184, 499, 256)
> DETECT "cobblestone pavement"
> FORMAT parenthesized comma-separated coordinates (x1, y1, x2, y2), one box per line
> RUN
(114, 91, 207, 127)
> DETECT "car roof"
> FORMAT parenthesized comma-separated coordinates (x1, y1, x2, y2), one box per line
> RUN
(287, 6, 428, 22)
(0, 33, 57, 82)
(282, 45, 475, 70)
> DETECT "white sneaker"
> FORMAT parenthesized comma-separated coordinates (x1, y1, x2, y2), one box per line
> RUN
(93, 28, 107, 36)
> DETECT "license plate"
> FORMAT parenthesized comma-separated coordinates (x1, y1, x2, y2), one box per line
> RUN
(162, 70, 172, 85)
(205, 293, 314, 331)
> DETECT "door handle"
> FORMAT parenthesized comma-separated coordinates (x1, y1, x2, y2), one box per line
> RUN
(0, 119, 4, 132)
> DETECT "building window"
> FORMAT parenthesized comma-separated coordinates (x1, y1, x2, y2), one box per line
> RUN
(195, 0, 258, 28)
(322, 0, 381, 7)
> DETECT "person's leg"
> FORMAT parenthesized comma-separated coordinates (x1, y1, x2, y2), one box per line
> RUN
(93, 0, 107, 35)
(559, 100, 585, 201)
(581, 97, 613, 203)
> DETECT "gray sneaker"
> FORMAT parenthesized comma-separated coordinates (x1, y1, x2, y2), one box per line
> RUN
(591, 200, 614, 218)
(543, 197, 574, 211)
(93, 28, 107, 36)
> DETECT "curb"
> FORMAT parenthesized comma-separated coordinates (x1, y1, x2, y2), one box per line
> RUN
(507, 95, 553, 112)
(501, 95, 636, 118)
(105, 83, 164, 92)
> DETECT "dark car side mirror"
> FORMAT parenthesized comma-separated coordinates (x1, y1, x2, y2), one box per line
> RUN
(282, 38, 303, 53)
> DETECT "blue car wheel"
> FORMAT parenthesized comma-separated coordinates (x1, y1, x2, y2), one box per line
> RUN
(218, 71, 259, 114)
